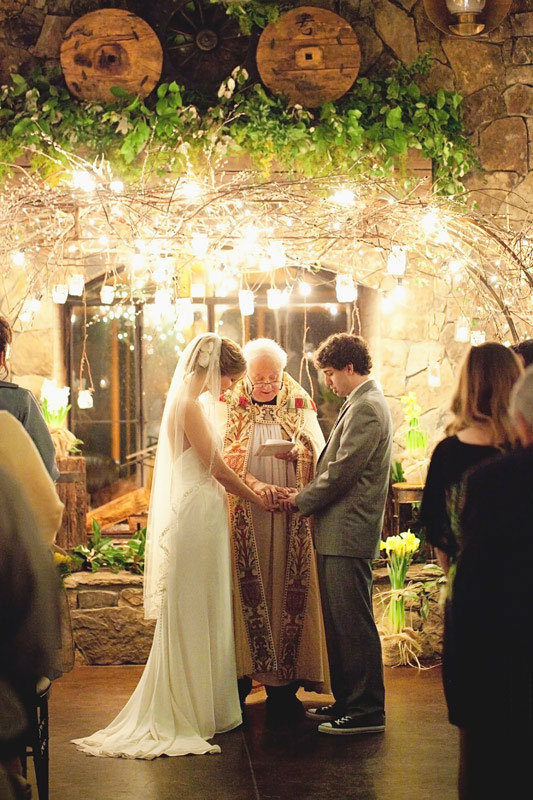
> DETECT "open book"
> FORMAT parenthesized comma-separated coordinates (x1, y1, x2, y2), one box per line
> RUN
(255, 439, 295, 457)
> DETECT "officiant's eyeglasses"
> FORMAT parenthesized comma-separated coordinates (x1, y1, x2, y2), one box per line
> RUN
(250, 380, 282, 389)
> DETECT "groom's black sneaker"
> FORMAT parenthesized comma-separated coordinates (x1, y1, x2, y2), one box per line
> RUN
(305, 704, 344, 722)
(318, 713, 385, 735)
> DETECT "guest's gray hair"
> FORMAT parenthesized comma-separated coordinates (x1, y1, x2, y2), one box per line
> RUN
(243, 338, 287, 370)
(510, 364, 533, 430)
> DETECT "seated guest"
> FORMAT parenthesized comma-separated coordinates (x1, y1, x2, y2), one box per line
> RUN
(448, 366, 533, 799)
(510, 337, 533, 368)
(0, 411, 64, 544)
(420, 342, 522, 574)
(0, 316, 59, 481)
(0, 467, 61, 799)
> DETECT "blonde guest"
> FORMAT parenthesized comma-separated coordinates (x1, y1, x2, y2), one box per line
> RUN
(0, 411, 64, 544)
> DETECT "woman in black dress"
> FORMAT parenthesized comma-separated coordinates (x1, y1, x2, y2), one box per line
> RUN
(420, 342, 523, 798)
(420, 342, 522, 574)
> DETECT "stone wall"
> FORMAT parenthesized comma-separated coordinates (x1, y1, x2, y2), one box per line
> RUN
(64, 567, 443, 665)
(65, 571, 156, 665)
(0, 266, 64, 397)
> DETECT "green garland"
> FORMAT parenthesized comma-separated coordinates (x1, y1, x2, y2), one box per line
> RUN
(0, 54, 476, 194)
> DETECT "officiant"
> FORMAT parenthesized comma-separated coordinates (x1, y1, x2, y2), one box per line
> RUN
(218, 338, 329, 722)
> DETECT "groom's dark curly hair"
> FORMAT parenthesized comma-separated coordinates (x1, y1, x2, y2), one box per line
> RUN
(314, 333, 372, 375)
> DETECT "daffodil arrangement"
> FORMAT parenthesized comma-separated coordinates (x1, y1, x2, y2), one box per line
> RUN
(380, 530, 421, 634)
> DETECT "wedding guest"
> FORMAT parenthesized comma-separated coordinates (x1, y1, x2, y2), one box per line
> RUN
(419, 342, 522, 575)
(219, 338, 329, 723)
(0, 411, 64, 544)
(448, 365, 533, 799)
(510, 337, 533, 368)
(0, 316, 59, 480)
(0, 466, 61, 799)
(281, 333, 393, 735)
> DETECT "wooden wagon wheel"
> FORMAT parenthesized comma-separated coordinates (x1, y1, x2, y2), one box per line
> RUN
(163, 0, 250, 97)
(60, 9, 163, 103)
(256, 6, 361, 108)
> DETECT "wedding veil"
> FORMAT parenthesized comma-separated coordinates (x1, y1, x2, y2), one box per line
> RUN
(143, 333, 222, 619)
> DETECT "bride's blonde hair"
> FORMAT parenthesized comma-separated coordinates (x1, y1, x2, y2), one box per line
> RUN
(446, 342, 522, 447)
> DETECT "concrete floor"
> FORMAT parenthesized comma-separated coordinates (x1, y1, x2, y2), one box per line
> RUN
(41, 665, 458, 800)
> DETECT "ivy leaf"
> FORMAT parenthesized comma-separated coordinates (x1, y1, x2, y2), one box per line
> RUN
(386, 107, 403, 129)
(110, 86, 130, 99)
(436, 89, 446, 109)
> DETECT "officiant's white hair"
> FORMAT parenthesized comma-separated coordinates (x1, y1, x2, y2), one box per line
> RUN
(243, 338, 287, 370)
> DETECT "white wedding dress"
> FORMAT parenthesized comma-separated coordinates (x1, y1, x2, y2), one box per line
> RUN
(72, 444, 242, 758)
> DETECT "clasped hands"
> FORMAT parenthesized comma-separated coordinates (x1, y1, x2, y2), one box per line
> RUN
(254, 483, 298, 512)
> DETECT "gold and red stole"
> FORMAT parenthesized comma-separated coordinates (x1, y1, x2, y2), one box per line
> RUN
(220, 373, 318, 679)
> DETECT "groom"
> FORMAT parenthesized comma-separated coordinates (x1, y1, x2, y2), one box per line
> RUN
(282, 333, 392, 735)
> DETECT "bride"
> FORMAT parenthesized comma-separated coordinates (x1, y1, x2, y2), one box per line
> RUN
(73, 334, 267, 758)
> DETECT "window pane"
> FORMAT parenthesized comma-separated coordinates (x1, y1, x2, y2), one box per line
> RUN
(69, 305, 139, 501)
(142, 304, 208, 446)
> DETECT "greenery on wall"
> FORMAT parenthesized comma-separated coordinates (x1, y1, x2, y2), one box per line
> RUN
(0, 53, 476, 195)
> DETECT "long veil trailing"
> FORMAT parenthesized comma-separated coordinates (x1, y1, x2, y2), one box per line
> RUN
(144, 332, 222, 619)
(73, 331, 242, 759)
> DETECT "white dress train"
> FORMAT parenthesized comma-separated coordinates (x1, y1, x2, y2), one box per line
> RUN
(72, 447, 242, 758)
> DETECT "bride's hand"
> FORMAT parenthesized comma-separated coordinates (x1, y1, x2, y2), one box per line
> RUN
(254, 482, 281, 508)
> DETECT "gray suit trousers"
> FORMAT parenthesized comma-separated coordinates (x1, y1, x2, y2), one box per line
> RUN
(317, 554, 385, 718)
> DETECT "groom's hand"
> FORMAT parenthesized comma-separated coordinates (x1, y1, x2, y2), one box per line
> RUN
(277, 488, 299, 512)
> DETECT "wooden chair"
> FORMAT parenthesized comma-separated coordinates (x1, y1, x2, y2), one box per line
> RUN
(20, 677, 51, 800)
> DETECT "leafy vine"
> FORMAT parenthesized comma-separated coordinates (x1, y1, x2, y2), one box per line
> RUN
(0, 54, 477, 194)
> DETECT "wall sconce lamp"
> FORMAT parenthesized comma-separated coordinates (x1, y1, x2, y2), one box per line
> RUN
(423, 0, 512, 37)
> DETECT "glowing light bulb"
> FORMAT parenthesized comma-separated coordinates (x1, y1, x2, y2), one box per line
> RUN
(336, 274, 357, 303)
(239, 289, 255, 316)
(299, 280, 312, 297)
(71, 170, 96, 192)
(11, 250, 25, 266)
(130, 252, 144, 271)
(329, 188, 355, 206)
(421, 209, 439, 235)
(387, 246, 407, 276)
(267, 288, 283, 310)
(77, 389, 94, 409)
(454, 316, 470, 343)
(268, 240, 286, 269)
(100, 285, 115, 305)
(191, 233, 209, 258)
(180, 181, 202, 201)
(52, 284, 68, 304)
(68, 274, 85, 296)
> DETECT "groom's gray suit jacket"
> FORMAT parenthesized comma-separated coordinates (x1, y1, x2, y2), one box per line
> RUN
(296, 379, 393, 559)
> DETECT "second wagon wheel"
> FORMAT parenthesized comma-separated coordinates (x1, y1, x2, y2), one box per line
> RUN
(60, 9, 163, 103)
(164, 0, 250, 97)
(256, 6, 361, 108)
